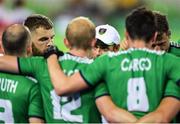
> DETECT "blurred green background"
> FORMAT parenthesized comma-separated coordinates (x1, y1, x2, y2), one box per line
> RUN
(1, 0, 180, 51)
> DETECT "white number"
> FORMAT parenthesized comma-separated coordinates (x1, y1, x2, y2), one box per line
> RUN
(50, 90, 83, 122)
(0, 99, 14, 123)
(127, 77, 149, 112)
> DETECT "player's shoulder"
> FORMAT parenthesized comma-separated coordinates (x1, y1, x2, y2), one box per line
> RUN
(59, 52, 93, 64)
(4, 74, 38, 89)
(30, 56, 45, 61)
(163, 51, 180, 61)
(107, 48, 133, 57)
(20, 56, 45, 62)
(107, 48, 165, 57)
(170, 41, 180, 48)
(26, 76, 38, 83)
(19, 75, 37, 85)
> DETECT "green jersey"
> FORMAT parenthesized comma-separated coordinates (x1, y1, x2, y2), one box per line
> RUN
(81, 48, 180, 118)
(168, 41, 180, 123)
(0, 73, 44, 123)
(18, 53, 108, 123)
(169, 41, 180, 57)
(167, 42, 180, 99)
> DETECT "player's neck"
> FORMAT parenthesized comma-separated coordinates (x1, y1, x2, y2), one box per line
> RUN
(130, 40, 152, 49)
(69, 48, 92, 58)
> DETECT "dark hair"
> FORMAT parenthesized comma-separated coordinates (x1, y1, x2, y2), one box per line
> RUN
(2, 24, 30, 55)
(66, 17, 95, 50)
(95, 39, 111, 49)
(24, 14, 53, 31)
(126, 7, 156, 43)
(154, 12, 171, 41)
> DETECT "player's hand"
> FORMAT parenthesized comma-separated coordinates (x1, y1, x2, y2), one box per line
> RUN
(44, 45, 64, 59)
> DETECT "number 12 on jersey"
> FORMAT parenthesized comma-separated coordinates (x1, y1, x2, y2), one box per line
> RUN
(50, 90, 83, 122)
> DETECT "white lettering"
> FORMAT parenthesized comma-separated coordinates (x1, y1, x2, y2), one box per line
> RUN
(121, 58, 151, 72)
(1, 78, 6, 91)
(0, 78, 18, 93)
(121, 58, 129, 71)
(10, 81, 18, 93)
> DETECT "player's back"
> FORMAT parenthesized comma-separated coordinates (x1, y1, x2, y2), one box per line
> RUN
(56, 53, 103, 123)
(94, 48, 180, 118)
(19, 54, 104, 123)
(0, 72, 43, 123)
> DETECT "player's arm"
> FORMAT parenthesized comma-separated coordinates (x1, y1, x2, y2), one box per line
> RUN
(29, 117, 44, 123)
(137, 97, 180, 123)
(47, 54, 89, 95)
(96, 96, 137, 123)
(0, 55, 19, 73)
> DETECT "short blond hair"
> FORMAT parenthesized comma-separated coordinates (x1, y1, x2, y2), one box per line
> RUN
(66, 17, 95, 50)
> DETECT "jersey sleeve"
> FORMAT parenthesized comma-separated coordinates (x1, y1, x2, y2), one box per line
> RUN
(94, 82, 110, 99)
(164, 80, 180, 100)
(80, 55, 107, 86)
(164, 54, 180, 85)
(18, 57, 44, 77)
(28, 83, 45, 119)
(169, 41, 180, 57)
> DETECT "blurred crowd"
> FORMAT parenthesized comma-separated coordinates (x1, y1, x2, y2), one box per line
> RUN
(0, 0, 180, 51)
(0, 0, 145, 52)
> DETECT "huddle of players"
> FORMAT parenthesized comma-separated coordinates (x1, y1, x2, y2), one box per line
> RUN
(0, 7, 179, 123)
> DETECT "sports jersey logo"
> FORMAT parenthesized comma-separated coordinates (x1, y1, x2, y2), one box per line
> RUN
(99, 28, 107, 35)
(121, 58, 151, 71)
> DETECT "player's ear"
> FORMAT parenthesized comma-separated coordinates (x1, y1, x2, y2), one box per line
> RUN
(0, 41, 4, 54)
(125, 31, 132, 46)
(64, 38, 71, 49)
(125, 31, 128, 39)
(125, 30, 130, 41)
(149, 32, 158, 50)
(91, 38, 96, 48)
(27, 41, 32, 56)
(152, 32, 158, 43)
